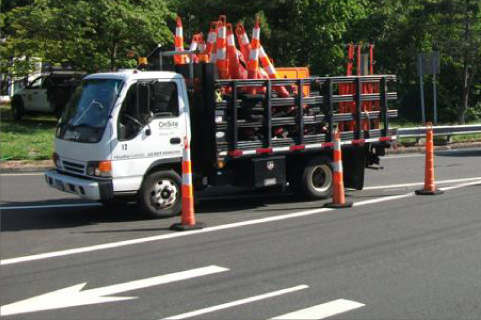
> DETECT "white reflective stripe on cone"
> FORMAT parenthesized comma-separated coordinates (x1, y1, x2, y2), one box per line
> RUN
(176, 27, 183, 37)
(182, 174, 193, 186)
(332, 161, 343, 173)
(252, 28, 260, 39)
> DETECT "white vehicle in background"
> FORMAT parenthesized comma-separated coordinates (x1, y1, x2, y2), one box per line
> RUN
(10, 71, 85, 120)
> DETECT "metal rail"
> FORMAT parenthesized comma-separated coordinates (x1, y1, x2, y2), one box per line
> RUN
(397, 124, 481, 138)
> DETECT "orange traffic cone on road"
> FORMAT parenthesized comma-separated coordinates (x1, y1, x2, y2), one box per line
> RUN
(170, 137, 205, 231)
(174, 16, 189, 65)
(324, 130, 353, 208)
(416, 123, 443, 196)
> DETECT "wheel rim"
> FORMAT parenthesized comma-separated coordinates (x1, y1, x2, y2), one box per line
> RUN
(149, 179, 178, 210)
(310, 164, 332, 193)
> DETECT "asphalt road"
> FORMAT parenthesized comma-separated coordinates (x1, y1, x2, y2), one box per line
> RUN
(1, 148, 481, 319)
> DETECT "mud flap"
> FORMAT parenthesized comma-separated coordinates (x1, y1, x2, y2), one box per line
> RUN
(342, 146, 365, 190)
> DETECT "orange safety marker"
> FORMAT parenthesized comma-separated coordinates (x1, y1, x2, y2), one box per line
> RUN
(216, 18, 230, 79)
(197, 33, 209, 63)
(235, 22, 252, 66)
(170, 137, 205, 231)
(226, 23, 247, 79)
(258, 45, 289, 97)
(188, 33, 201, 63)
(415, 123, 443, 196)
(247, 17, 262, 94)
(174, 16, 189, 65)
(324, 130, 353, 208)
(206, 21, 218, 62)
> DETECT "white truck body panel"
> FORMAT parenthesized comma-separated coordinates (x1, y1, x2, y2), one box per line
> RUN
(47, 70, 190, 198)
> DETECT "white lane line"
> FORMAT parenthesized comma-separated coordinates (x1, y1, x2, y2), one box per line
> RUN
(440, 179, 481, 191)
(2, 178, 480, 266)
(1, 203, 101, 210)
(363, 177, 481, 191)
(0, 172, 46, 177)
(383, 154, 425, 159)
(162, 285, 308, 320)
(1, 265, 229, 317)
(269, 299, 365, 320)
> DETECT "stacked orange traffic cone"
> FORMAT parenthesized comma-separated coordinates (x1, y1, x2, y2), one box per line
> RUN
(416, 123, 443, 196)
(188, 33, 201, 63)
(197, 34, 209, 63)
(324, 129, 353, 208)
(170, 137, 205, 231)
(226, 23, 247, 79)
(206, 21, 218, 62)
(258, 46, 289, 97)
(246, 17, 262, 93)
(235, 23, 252, 66)
(216, 17, 229, 79)
(174, 16, 189, 65)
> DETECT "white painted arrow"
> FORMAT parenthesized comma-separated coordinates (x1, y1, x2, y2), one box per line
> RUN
(1, 265, 228, 316)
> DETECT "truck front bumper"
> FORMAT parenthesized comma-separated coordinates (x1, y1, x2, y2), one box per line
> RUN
(44, 170, 113, 201)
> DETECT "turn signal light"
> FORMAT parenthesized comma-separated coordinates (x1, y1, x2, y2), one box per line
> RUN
(87, 161, 112, 178)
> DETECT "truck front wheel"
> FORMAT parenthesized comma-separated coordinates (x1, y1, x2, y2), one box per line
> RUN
(138, 170, 182, 219)
(300, 157, 333, 200)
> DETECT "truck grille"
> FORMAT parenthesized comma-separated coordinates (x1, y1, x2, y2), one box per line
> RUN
(62, 160, 85, 175)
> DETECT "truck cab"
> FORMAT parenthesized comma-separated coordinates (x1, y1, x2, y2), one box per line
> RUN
(45, 70, 190, 218)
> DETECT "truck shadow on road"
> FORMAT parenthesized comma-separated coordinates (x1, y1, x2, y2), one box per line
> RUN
(0, 192, 310, 232)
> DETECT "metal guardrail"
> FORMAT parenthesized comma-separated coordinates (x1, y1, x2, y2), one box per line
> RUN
(397, 124, 481, 139)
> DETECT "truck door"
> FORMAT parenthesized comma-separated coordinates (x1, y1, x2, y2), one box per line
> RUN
(26, 76, 49, 111)
(111, 79, 185, 191)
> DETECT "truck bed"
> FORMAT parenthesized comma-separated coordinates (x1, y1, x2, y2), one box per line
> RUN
(212, 75, 398, 159)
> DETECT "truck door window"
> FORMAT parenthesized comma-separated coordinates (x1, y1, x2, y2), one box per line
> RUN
(29, 76, 44, 89)
(118, 82, 152, 141)
(150, 82, 179, 118)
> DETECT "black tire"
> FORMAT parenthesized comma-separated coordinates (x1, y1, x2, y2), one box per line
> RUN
(11, 95, 24, 121)
(299, 157, 334, 200)
(138, 170, 182, 219)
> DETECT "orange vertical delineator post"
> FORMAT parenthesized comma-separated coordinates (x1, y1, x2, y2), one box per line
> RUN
(416, 123, 443, 196)
(324, 130, 353, 208)
(174, 16, 189, 65)
(170, 137, 205, 231)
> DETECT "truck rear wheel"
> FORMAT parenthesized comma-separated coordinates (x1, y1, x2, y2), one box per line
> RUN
(299, 157, 333, 200)
(138, 170, 181, 219)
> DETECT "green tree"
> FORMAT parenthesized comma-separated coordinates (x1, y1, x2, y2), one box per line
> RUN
(3, 0, 175, 72)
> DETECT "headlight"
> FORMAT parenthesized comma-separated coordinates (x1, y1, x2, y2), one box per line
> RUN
(87, 161, 112, 178)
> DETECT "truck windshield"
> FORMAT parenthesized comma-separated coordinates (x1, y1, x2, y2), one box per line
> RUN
(57, 79, 123, 143)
